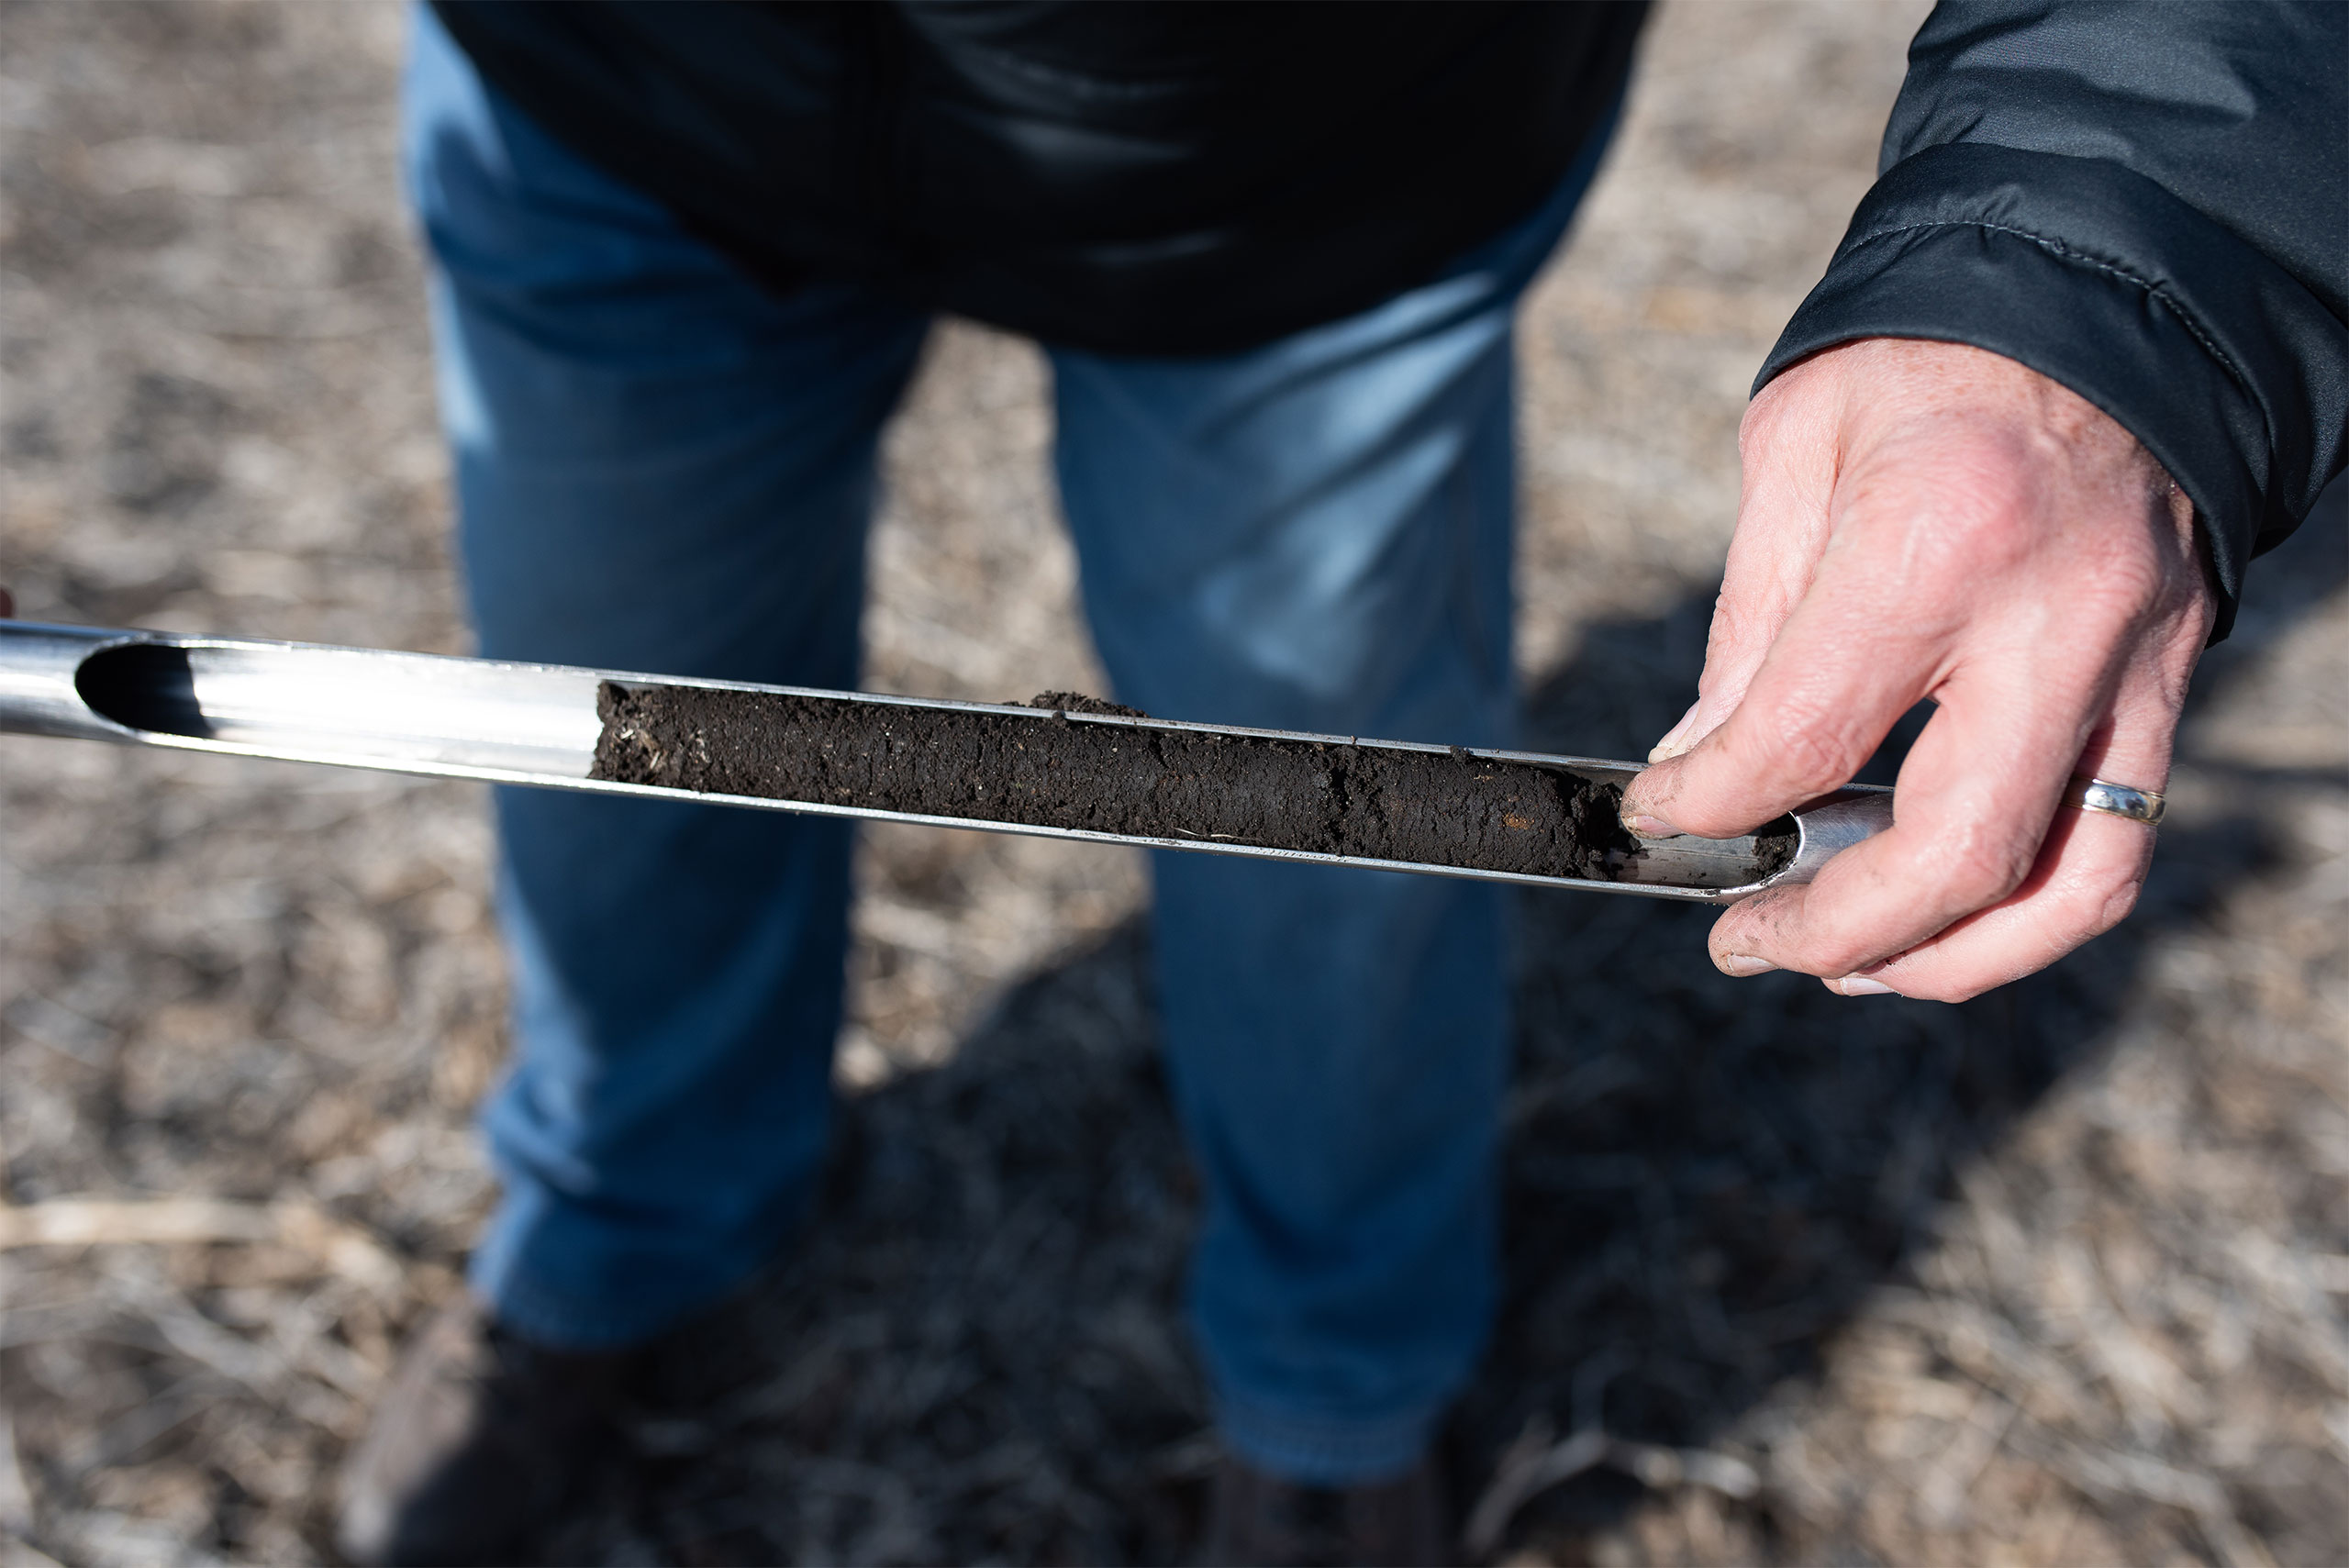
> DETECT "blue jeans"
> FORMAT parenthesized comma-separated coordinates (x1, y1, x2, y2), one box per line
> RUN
(404, 5, 1611, 1485)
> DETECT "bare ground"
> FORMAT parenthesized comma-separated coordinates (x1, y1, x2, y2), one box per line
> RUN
(0, 3, 2343, 1564)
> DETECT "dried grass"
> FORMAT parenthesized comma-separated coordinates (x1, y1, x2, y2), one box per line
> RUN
(0, 2, 2342, 1563)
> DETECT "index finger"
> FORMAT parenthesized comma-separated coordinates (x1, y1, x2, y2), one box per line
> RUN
(1709, 651, 2102, 978)
(1621, 545, 1940, 840)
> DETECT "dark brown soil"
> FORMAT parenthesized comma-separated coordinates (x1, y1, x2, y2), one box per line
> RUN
(1029, 691, 1147, 717)
(1750, 817, 1798, 878)
(593, 682, 1661, 881)
(10, 9, 2344, 1566)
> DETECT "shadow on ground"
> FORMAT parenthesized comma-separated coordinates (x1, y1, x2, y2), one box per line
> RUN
(555, 496, 2343, 1567)
(1465, 487, 2344, 1558)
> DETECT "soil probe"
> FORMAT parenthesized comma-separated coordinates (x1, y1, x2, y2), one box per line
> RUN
(0, 620, 1890, 904)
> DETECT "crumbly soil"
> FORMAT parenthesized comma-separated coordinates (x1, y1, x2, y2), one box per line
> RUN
(592, 683, 1657, 882)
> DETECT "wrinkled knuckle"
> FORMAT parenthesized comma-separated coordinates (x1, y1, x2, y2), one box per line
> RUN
(1965, 851, 2037, 910)
(1933, 822, 2036, 910)
(1739, 385, 1791, 448)
(1776, 737, 1844, 797)
(1707, 590, 1752, 650)
(1933, 486, 2037, 575)
(1764, 704, 1870, 797)
(1705, 602, 1777, 675)
(2070, 862, 2143, 938)
(2103, 550, 2167, 616)
(2069, 545, 2167, 629)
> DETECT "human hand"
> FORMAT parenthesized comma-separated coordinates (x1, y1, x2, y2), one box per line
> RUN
(1620, 338, 2215, 1002)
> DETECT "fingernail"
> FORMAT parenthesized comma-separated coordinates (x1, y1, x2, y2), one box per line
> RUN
(1831, 975, 1896, 996)
(1621, 811, 1680, 840)
(1646, 701, 1702, 763)
(1717, 952, 1776, 977)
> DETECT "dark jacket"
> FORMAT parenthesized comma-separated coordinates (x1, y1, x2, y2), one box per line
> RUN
(428, 1, 1646, 357)
(1762, 1, 2346, 639)
(432, 0, 2344, 636)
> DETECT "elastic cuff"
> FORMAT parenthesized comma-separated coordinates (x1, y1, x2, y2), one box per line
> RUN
(1215, 1390, 1440, 1487)
(1758, 141, 2349, 644)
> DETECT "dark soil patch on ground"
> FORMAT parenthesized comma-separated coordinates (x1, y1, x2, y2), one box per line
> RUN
(593, 682, 1658, 882)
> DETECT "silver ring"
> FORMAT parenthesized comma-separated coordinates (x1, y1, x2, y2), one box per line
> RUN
(2067, 775, 2165, 826)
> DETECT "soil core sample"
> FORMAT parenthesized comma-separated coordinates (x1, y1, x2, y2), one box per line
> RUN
(591, 683, 1776, 884)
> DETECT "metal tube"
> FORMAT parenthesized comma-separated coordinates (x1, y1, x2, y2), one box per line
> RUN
(0, 620, 1890, 904)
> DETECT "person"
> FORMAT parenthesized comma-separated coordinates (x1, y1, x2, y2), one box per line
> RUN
(329, 3, 2346, 1563)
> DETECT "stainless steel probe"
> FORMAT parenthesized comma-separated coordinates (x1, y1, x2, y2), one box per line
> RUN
(0, 620, 1891, 904)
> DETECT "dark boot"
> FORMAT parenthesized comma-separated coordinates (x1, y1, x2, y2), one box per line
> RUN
(1204, 1452, 1453, 1568)
(336, 1294, 635, 1566)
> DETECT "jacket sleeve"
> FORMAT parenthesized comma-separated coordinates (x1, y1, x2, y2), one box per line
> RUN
(1755, 1, 2347, 639)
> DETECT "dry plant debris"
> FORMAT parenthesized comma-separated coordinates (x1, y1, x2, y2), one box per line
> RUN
(0, 3, 2343, 1564)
